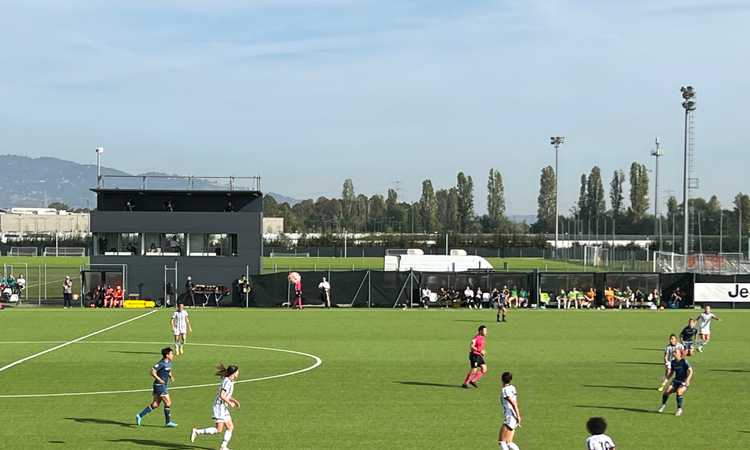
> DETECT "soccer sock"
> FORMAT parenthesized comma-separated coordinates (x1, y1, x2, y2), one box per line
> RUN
(509, 443, 520, 450)
(138, 406, 153, 418)
(164, 406, 172, 423)
(463, 371, 474, 385)
(676, 395, 684, 408)
(500, 442, 510, 450)
(661, 394, 669, 405)
(196, 427, 218, 435)
(222, 430, 233, 446)
(473, 370, 486, 383)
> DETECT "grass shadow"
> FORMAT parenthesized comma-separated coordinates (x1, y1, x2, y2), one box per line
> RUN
(583, 384, 654, 391)
(396, 381, 464, 389)
(616, 361, 663, 366)
(710, 369, 750, 373)
(451, 319, 487, 322)
(107, 439, 213, 450)
(574, 404, 654, 414)
(109, 351, 158, 355)
(632, 347, 663, 352)
(66, 417, 137, 428)
(48, 441, 65, 444)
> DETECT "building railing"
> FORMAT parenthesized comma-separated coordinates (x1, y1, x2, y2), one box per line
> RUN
(97, 174, 261, 192)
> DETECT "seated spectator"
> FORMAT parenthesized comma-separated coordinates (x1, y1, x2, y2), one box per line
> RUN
(604, 286, 616, 308)
(463, 286, 475, 309)
(113, 285, 124, 307)
(519, 289, 529, 308)
(647, 288, 660, 309)
(669, 288, 683, 309)
(623, 286, 634, 309)
(474, 287, 483, 309)
(579, 289, 592, 309)
(567, 288, 579, 309)
(509, 287, 520, 308)
(634, 288, 645, 307)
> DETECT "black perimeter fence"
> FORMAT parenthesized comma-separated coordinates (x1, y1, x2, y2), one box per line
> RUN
(228, 271, 748, 309)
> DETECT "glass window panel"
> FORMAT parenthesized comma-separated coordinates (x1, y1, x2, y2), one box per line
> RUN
(118, 233, 140, 255)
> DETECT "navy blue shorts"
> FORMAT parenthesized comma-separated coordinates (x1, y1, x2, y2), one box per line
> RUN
(153, 383, 169, 397)
(672, 380, 688, 391)
(683, 341, 693, 351)
(469, 353, 485, 368)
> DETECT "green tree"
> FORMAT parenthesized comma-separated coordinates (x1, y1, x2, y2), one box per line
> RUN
(419, 179, 438, 233)
(368, 194, 386, 231)
(456, 172, 475, 232)
(341, 178, 355, 227)
(609, 170, 625, 216)
(577, 174, 588, 218)
(629, 162, 650, 222)
(536, 165, 556, 232)
(386, 189, 404, 232)
(446, 187, 460, 232)
(486, 169, 506, 226)
(734, 192, 750, 236)
(586, 166, 606, 218)
(47, 202, 70, 211)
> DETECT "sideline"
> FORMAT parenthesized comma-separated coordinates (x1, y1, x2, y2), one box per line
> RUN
(0, 309, 159, 374)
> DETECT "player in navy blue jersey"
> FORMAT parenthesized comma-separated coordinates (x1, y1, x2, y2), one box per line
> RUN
(680, 318, 698, 356)
(657, 347, 693, 416)
(136, 347, 178, 427)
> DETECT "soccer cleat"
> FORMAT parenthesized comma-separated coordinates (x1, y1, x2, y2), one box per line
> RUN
(135, 415, 142, 426)
(698, 347, 704, 353)
(166, 422, 178, 428)
(657, 385, 664, 392)
(675, 408, 683, 416)
(191, 429, 198, 443)
(461, 384, 469, 389)
(469, 381, 478, 388)
(657, 404, 666, 413)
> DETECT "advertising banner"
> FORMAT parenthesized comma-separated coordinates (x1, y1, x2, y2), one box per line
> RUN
(694, 283, 750, 302)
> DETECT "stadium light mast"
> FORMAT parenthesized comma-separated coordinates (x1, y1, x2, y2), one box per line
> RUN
(651, 138, 663, 251)
(680, 86, 696, 265)
(95, 147, 104, 189)
(550, 136, 565, 256)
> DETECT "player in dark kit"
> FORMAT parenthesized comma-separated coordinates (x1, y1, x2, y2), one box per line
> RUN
(657, 347, 693, 416)
(680, 318, 698, 356)
(462, 325, 487, 388)
(136, 347, 178, 427)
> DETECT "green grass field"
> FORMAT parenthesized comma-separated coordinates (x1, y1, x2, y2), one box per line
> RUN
(0, 308, 747, 449)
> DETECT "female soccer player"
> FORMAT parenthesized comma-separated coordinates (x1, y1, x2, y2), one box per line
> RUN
(658, 347, 693, 416)
(462, 325, 487, 388)
(657, 334, 683, 392)
(696, 305, 720, 352)
(135, 347, 177, 427)
(171, 303, 192, 355)
(191, 364, 241, 450)
(585, 417, 616, 449)
(498, 371, 521, 450)
(680, 318, 698, 356)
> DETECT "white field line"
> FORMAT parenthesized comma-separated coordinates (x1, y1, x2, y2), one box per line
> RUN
(0, 310, 159, 374)
(0, 340, 322, 398)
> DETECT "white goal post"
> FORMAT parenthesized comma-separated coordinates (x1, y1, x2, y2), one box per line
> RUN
(43, 247, 87, 257)
(8, 247, 38, 257)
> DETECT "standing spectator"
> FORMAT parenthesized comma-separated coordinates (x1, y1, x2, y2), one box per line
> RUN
(184, 276, 195, 307)
(318, 277, 331, 308)
(165, 282, 175, 307)
(16, 273, 26, 293)
(237, 275, 250, 306)
(63, 276, 73, 308)
(474, 287, 483, 309)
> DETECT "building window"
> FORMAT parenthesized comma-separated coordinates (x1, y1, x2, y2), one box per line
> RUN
(188, 233, 237, 256)
(119, 233, 140, 255)
(95, 233, 141, 255)
(145, 233, 185, 256)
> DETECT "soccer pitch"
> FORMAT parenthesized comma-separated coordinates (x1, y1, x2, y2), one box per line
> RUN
(0, 309, 747, 449)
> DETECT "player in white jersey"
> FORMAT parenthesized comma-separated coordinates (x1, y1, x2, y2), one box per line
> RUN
(191, 364, 241, 450)
(498, 372, 522, 450)
(585, 417, 616, 450)
(171, 303, 192, 355)
(658, 334, 684, 392)
(696, 305, 720, 352)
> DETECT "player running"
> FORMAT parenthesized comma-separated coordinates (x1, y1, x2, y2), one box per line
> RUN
(171, 303, 192, 355)
(498, 371, 521, 450)
(585, 417, 616, 450)
(696, 305, 720, 352)
(680, 318, 698, 356)
(191, 364, 241, 450)
(462, 325, 488, 388)
(657, 347, 693, 416)
(135, 347, 178, 427)
(657, 334, 684, 392)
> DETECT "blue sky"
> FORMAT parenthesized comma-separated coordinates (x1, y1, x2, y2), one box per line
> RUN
(1, 0, 748, 215)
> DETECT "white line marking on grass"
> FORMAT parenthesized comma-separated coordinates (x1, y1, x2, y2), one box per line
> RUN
(0, 340, 322, 398)
(0, 310, 159, 374)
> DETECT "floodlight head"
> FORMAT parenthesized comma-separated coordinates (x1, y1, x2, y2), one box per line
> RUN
(682, 100, 696, 111)
(95, 147, 104, 154)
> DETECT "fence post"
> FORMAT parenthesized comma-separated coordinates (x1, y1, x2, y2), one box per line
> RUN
(37, 265, 41, 306)
(44, 264, 47, 302)
(367, 271, 371, 308)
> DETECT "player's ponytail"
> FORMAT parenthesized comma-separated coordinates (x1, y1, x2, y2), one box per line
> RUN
(216, 364, 239, 378)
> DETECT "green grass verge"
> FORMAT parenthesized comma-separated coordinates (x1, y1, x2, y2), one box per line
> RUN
(0, 309, 746, 449)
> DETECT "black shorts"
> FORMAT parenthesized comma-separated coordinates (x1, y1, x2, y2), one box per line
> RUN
(469, 353, 485, 368)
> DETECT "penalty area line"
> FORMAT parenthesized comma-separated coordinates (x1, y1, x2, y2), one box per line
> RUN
(0, 309, 159, 374)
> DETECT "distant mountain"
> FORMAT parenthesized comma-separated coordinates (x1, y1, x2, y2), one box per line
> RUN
(0, 155, 285, 208)
(266, 192, 301, 205)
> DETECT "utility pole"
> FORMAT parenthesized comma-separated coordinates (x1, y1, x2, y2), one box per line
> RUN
(550, 136, 565, 256)
(680, 86, 696, 263)
(651, 138, 663, 251)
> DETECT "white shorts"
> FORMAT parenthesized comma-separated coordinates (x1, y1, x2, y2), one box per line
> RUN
(173, 327, 187, 336)
(212, 403, 231, 422)
(503, 415, 518, 431)
(699, 327, 710, 336)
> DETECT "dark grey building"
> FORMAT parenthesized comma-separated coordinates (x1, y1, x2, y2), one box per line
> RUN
(90, 177, 262, 303)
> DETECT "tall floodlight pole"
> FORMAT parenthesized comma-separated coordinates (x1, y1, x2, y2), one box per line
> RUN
(550, 136, 565, 256)
(680, 86, 696, 265)
(651, 138, 663, 251)
(95, 147, 104, 188)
